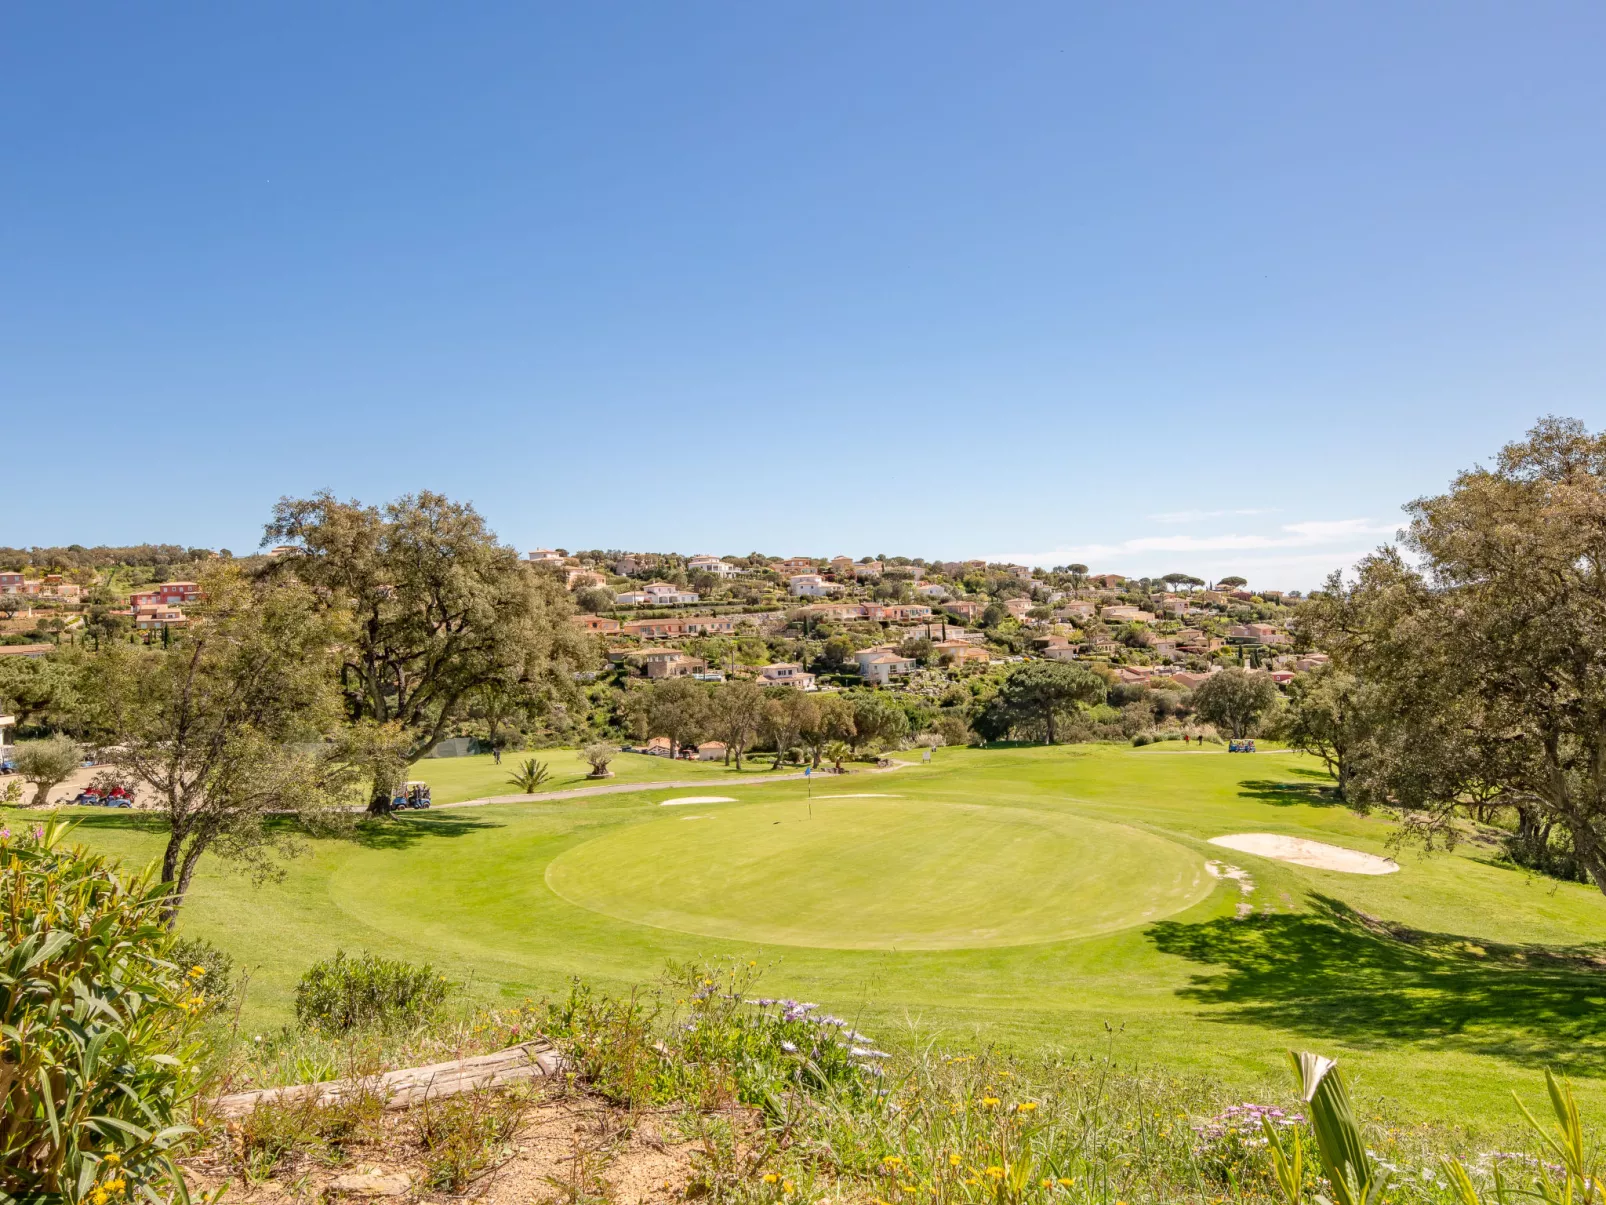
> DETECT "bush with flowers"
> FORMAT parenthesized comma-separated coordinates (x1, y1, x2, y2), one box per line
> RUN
(0, 820, 206, 1203)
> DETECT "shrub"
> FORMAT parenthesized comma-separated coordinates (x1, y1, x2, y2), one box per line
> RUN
(581, 741, 616, 777)
(1131, 732, 1153, 746)
(169, 935, 238, 1015)
(294, 950, 454, 1033)
(0, 820, 203, 1202)
(12, 734, 83, 807)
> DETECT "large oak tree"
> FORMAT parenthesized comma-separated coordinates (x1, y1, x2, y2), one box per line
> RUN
(265, 491, 590, 812)
(1302, 417, 1606, 896)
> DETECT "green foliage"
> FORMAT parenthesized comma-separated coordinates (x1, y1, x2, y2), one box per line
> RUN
(0, 820, 203, 1203)
(507, 757, 552, 793)
(293, 950, 454, 1034)
(581, 740, 616, 776)
(12, 734, 84, 807)
(540, 961, 874, 1113)
(167, 936, 237, 1016)
(1192, 667, 1281, 739)
(976, 662, 1106, 744)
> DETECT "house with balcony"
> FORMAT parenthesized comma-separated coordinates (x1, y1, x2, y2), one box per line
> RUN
(688, 555, 738, 578)
(760, 662, 817, 691)
(789, 574, 839, 598)
(615, 582, 700, 606)
(131, 582, 202, 607)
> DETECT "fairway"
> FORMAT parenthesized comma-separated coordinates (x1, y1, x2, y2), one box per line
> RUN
(21, 743, 1606, 1123)
(546, 798, 1210, 949)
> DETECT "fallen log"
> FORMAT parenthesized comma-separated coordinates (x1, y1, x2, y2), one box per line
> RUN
(212, 1040, 568, 1118)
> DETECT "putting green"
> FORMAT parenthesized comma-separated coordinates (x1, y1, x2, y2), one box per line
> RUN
(544, 798, 1211, 950)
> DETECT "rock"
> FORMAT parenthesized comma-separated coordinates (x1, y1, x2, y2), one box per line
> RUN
(329, 1173, 411, 1196)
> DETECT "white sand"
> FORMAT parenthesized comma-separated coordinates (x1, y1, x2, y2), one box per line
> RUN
(660, 795, 738, 806)
(1208, 833, 1399, 875)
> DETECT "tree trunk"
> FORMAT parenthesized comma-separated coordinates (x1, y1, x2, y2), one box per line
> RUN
(367, 777, 395, 816)
(1045, 711, 1057, 745)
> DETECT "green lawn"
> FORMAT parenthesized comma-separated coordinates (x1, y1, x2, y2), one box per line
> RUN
(416, 747, 797, 803)
(18, 743, 1606, 1125)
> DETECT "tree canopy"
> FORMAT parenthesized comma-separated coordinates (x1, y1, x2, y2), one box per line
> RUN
(264, 491, 590, 811)
(976, 662, 1106, 744)
(1299, 417, 1606, 896)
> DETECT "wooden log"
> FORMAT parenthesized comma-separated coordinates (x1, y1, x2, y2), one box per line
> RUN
(212, 1041, 568, 1118)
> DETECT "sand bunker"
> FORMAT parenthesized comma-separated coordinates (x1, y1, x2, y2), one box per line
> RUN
(1208, 833, 1398, 875)
(660, 796, 738, 806)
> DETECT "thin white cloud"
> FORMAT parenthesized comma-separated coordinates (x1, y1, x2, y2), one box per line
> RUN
(984, 518, 1400, 588)
(1147, 507, 1277, 523)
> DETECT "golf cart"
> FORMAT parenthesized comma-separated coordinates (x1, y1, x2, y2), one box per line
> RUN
(391, 781, 432, 810)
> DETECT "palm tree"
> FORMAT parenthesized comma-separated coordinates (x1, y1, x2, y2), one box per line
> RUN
(508, 758, 552, 793)
(823, 740, 851, 773)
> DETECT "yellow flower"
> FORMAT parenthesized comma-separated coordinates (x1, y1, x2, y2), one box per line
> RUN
(763, 1174, 779, 1185)
(948, 1154, 962, 1167)
(1017, 1101, 1038, 1113)
(882, 1157, 903, 1167)
(107, 1180, 126, 1193)
(782, 1181, 795, 1194)
(980, 1096, 1001, 1107)
(102, 1154, 121, 1167)
(90, 1191, 109, 1205)
(963, 1179, 980, 1188)
(1041, 1180, 1053, 1188)
(984, 1167, 1005, 1179)
(1057, 1179, 1075, 1187)
(188, 965, 207, 978)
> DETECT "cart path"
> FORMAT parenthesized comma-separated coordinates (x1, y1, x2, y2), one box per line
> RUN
(437, 759, 914, 809)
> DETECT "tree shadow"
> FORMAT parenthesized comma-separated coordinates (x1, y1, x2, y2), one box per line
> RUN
(343, 811, 506, 850)
(1235, 778, 1344, 808)
(1148, 894, 1606, 1075)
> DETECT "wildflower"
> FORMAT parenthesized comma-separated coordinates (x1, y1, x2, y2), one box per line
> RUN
(1057, 1179, 1074, 1187)
(783, 1181, 795, 1194)
(1041, 1180, 1053, 1188)
(103, 1154, 121, 1167)
(1016, 1101, 1037, 1113)
(980, 1096, 1001, 1107)
(984, 1167, 1004, 1179)
(90, 1191, 109, 1205)
(948, 1154, 962, 1167)
(106, 1180, 126, 1193)
(882, 1157, 904, 1168)
(188, 965, 207, 978)
(781, 1040, 798, 1053)
(764, 1174, 780, 1185)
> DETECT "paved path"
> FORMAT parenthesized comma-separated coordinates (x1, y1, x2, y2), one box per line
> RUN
(438, 760, 912, 809)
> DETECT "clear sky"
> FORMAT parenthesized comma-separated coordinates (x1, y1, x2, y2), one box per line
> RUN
(5, 4, 1605, 587)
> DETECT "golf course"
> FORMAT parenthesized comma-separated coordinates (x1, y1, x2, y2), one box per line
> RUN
(15, 743, 1606, 1125)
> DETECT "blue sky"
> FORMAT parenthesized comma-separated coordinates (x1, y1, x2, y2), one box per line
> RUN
(5, 4, 1604, 587)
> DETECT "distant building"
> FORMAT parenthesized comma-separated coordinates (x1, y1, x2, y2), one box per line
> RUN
(130, 582, 202, 607)
(760, 663, 817, 691)
(687, 555, 738, 578)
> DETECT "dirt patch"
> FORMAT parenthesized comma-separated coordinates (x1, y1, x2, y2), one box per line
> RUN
(1207, 833, 1399, 875)
(187, 1092, 704, 1205)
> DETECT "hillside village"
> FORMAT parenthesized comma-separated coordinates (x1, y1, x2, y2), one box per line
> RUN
(548, 547, 1317, 684)
(0, 541, 1326, 758)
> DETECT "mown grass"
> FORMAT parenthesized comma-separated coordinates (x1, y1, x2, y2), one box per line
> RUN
(14, 743, 1606, 1125)
(418, 747, 804, 804)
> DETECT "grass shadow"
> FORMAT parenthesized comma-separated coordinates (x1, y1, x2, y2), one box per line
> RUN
(1148, 894, 1606, 1076)
(344, 811, 506, 850)
(1235, 778, 1344, 807)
